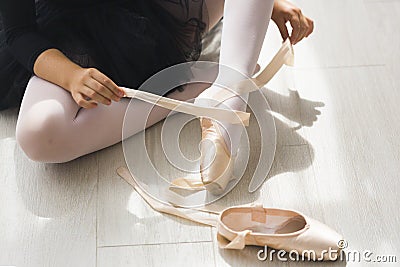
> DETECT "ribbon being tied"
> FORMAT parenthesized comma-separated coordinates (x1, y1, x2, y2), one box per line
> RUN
(122, 39, 294, 195)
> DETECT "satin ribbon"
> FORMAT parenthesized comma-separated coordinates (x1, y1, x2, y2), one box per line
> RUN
(121, 39, 294, 195)
(117, 166, 260, 249)
(122, 39, 294, 127)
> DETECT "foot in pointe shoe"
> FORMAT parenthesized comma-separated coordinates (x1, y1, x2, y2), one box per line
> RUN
(199, 117, 235, 195)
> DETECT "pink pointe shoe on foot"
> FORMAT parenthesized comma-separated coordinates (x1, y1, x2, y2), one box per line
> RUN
(199, 117, 236, 195)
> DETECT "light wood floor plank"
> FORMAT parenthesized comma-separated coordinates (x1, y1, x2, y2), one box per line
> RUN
(364, 0, 400, 75)
(258, 0, 384, 68)
(211, 145, 348, 266)
(97, 242, 215, 267)
(294, 0, 384, 68)
(0, 133, 97, 267)
(96, 139, 212, 247)
(293, 66, 400, 264)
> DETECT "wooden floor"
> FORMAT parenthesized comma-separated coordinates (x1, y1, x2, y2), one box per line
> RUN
(1, 0, 399, 266)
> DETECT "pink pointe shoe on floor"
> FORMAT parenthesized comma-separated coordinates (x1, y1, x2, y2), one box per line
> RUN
(117, 166, 344, 262)
(217, 204, 344, 261)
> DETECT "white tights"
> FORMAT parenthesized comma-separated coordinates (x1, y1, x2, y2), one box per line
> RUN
(196, 0, 274, 155)
(16, 76, 209, 163)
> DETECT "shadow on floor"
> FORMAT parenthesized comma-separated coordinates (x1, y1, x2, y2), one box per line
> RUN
(215, 87, 325, 207)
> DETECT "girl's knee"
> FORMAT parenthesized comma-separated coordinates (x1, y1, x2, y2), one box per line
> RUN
(16, 101, 71, 163)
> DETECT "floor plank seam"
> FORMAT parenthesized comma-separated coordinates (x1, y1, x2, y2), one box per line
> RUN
(294, 63, 385, 71)
(97, 240, 214, 249)
(210, 229, 218, 267)
(364, 0, 398, 3)
(95, 154, 100, 267)
(279, 144, 309, 147)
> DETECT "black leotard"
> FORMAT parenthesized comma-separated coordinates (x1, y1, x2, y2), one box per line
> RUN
(0, 0, 207, 110)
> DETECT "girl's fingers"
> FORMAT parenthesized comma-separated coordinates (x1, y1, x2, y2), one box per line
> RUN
(84, 77, 119, 102)
(276, 18, 290, 41)
(81, 85, 112, 106)
(88, 68, 124, 98)
(306, 17, 314, 37)
(272, 1, 314, 44)
(74, 92, 98, 109)
(288, 13, 301, 44)
(297, 14, 309, 44)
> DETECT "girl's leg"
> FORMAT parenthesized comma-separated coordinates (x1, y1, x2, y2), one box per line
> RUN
(16, 76, 209, 163)
(14, 0, 225, 164)
(196, 0, 274, 155)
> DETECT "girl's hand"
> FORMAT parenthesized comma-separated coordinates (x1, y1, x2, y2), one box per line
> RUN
(271, 0, 314, 45)
(68, 67, 125, 109)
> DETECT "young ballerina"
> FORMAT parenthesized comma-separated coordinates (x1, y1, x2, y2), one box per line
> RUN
(0, 0, 313, 168)
(195, 0, 314, 193)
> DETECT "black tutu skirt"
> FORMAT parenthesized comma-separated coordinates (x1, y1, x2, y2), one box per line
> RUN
(0, 0, 207, 110)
